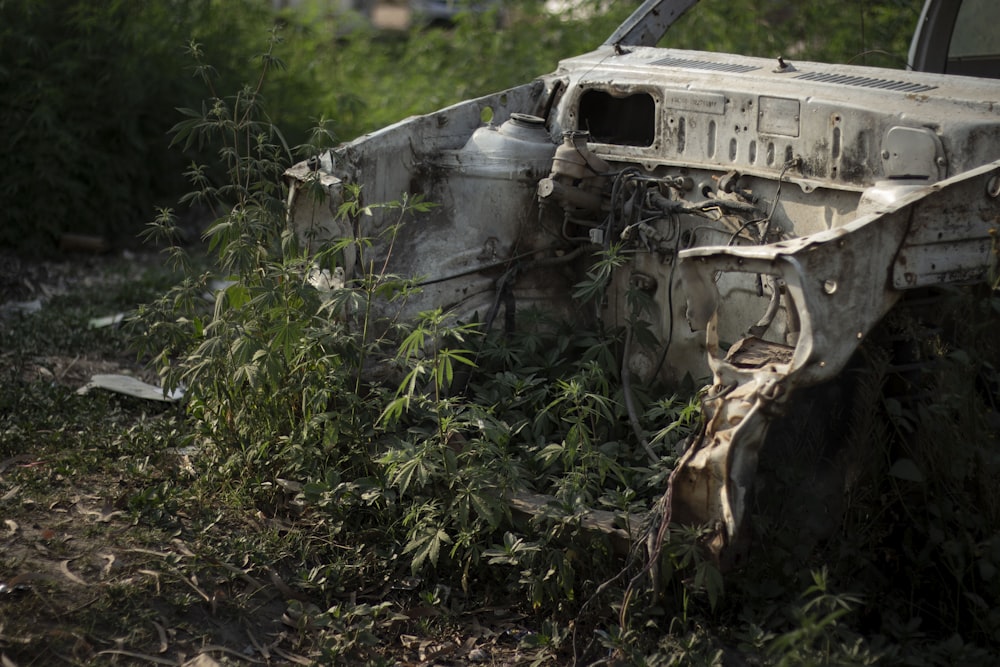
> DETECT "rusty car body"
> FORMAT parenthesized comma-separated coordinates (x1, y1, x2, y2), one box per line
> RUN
(285, 0, 1000, 563)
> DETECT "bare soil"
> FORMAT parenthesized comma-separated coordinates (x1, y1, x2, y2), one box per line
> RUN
(0, 251, 536, 666)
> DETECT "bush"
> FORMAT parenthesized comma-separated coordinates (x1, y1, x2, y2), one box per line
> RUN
(0, 0, 287, 254)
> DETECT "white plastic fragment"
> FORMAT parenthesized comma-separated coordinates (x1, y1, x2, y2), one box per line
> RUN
(87, 313, 127, 329)
(77, 374, 184, 402)
(306, 265, 345, 292)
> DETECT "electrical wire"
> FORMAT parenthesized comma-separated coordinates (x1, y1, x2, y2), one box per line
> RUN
(647, 219, 681, 384)
(604, 167, 642, 248)
(415, 244, 581, 288)
(759, 157, 799, 242)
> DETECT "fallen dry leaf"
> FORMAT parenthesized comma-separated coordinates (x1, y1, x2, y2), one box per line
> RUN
(418, 641, 456, 664)
(198, 645, 264, 664)
(75, 502, 124, 523)
(182, 655, 221, 667)
(97, 649, 177, 665)
(152, 620, 168, 654)
(138, 569, 162, 596)
(244, 627, 269, 660)
(170, 538, 196, 558)
(59, 560, 89, 586)
(99, 553, 116, 578)
(179, 573, 211, 603)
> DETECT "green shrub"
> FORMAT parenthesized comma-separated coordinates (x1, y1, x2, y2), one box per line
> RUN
(0, 0, 295, 254)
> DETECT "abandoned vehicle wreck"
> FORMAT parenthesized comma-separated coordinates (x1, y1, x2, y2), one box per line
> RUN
(285, 0, 1000, 564)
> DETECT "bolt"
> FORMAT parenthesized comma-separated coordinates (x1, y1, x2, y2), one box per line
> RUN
(881, 150, 890, 160)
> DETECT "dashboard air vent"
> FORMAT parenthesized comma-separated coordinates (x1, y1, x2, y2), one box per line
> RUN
(793, 71, 937, 93)
(649, 56, 760, 74)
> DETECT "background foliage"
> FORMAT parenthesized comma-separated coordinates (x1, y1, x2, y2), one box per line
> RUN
(2, 0, 919, 254)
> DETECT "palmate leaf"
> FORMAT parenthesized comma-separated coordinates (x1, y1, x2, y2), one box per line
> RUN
(404, 526, 452, 574)
(380, 442, 440, 496)
(397, 325, 428, 361)
(378, 395, 412, 427)
(168, 103, 212, 151)
(694, 560, 724, 611)
(224, 283, 250, 309)
(266, 319, 304, 363)
(467, 487, 503, 529)
(572, 270, 607, 303)
(434, 348, 476, 391)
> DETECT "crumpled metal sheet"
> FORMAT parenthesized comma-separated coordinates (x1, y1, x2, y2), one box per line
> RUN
(671, 159, 1000, 566)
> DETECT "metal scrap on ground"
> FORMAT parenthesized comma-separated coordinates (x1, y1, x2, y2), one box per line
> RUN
(77, 374, 184, 402)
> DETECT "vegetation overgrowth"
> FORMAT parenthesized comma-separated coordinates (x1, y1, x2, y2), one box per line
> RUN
(3, 0, 999, 664)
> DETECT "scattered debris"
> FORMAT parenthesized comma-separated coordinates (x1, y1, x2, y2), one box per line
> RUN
(76, 374, 183, 402)
(306, 265, 345, 292)
(87, 312, 127, 329)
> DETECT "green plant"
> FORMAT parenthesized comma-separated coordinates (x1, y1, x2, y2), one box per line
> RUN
(286, 599, 404, 662)
(0, 0, 291, 253)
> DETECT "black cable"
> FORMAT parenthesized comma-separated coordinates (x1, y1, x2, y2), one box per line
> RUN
(605, 167, 642, 248)
(648, 217, 681, 384)
(415, 244, 578, 287)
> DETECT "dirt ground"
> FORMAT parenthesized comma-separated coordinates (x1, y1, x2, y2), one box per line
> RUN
(0, 250, 541, 666)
